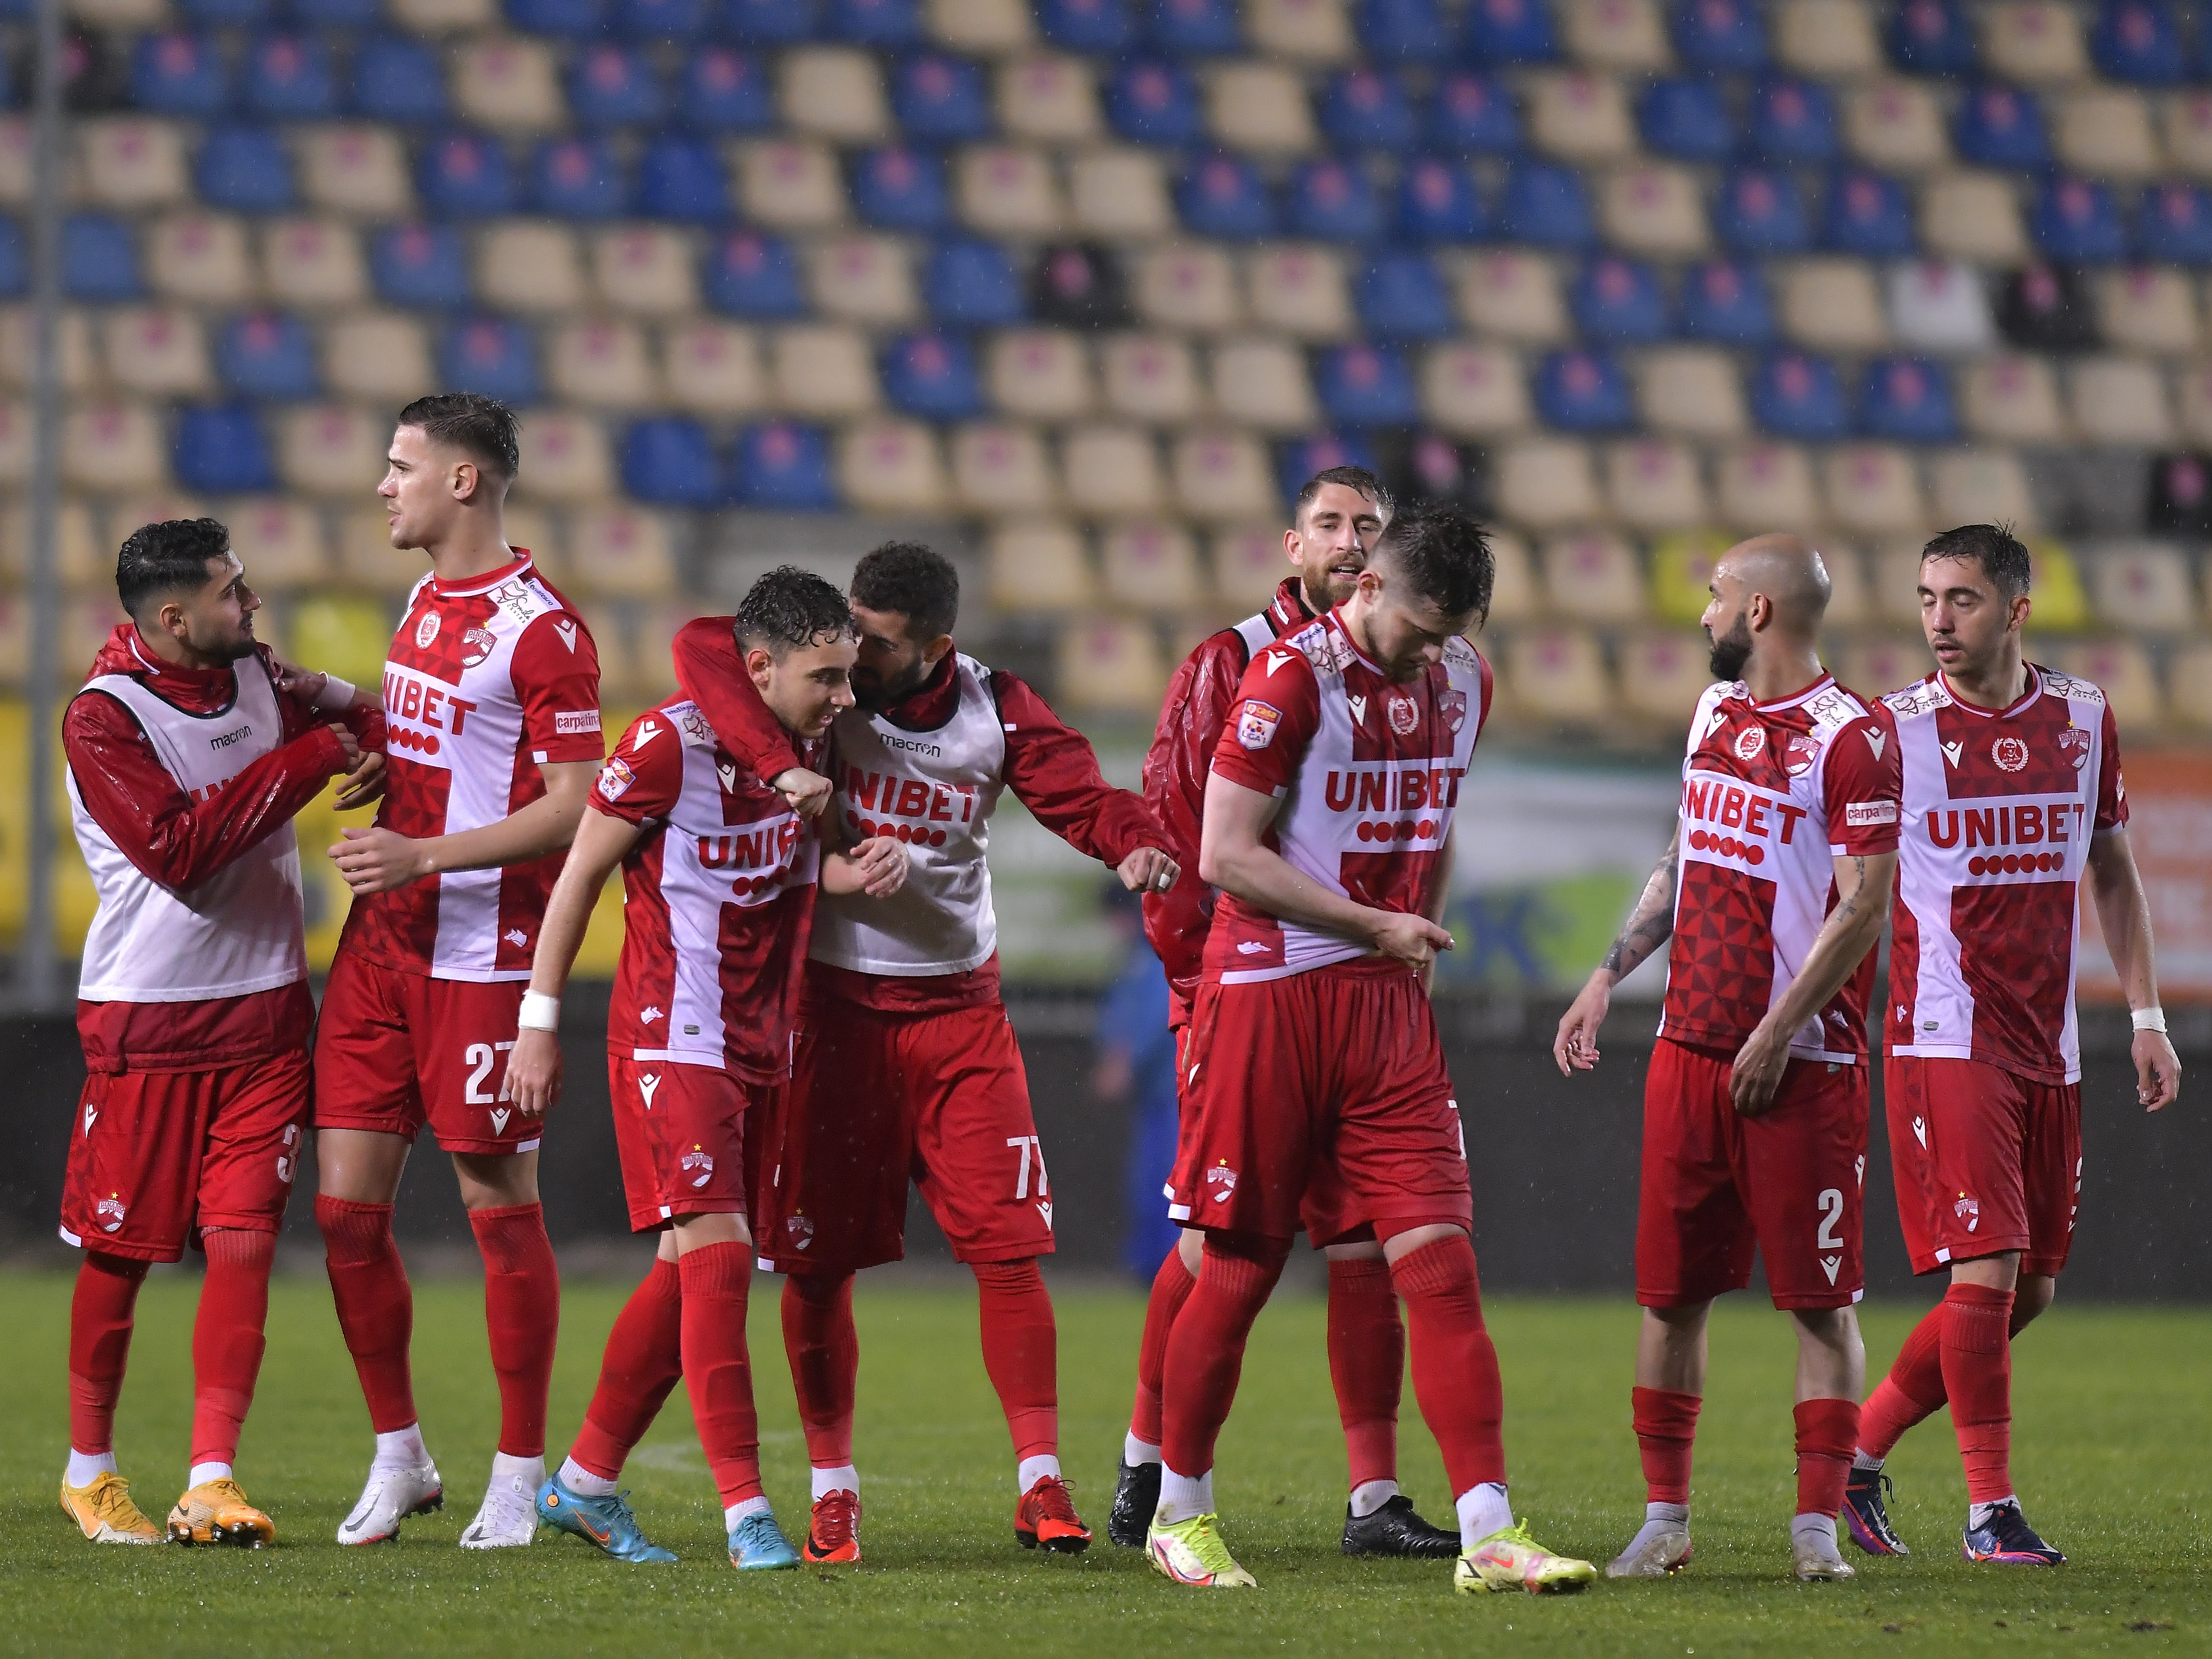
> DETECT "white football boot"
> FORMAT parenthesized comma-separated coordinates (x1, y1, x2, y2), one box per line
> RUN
(337, 1458, 444, 1545)
(459, 1453, 544, 1549)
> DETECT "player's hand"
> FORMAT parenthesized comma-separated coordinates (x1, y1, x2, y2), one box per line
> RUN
(1728, 1021, 1793, 1117)
(1118, 846, 1179, 894)
(326, 721, 362, 773)
(851, 834, 908, 898)
(1371, 910, 1452, 970)
(2134, 1029, 2182, 1111)
(1553, 974, 1614, 1075)
(771, 767, 835, 819)
(334, 748, 387, 811)
(330, 825, 431, 894)
(508, 1026, 562, 1119)
(274, 659, 330, 704)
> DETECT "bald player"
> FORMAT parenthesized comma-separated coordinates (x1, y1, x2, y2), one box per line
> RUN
(1555, 535, 1903, 1583)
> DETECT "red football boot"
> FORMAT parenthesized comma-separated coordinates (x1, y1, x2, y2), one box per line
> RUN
(1014, 1475, 1092, 1553)
(802, 1488, 861, 1564)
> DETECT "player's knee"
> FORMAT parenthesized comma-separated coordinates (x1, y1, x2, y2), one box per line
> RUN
(453, 1150, 540, 1210)
(83, 1250, 150, 1285)
(971, 1256, 1044, 1289)
(1375, 1221, 1467, 1266)
(1176, 1228, 1203, 1275)
(2012, 1274, 2057, 1331)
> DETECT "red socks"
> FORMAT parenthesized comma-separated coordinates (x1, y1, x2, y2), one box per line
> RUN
(1794, 1396, 1861, 1518)
(468, 1203, 560, 1460)
(781, 1271, 860, 1469)
(570, 1256, 684, 1482)
(1159, 1234, 1290, 1476)
(1632, 1385, 1701, 1505)
(1129, 1244, 1197, 1449)
(1327, 1255, 1403, 1491)
(679, 1242, 762, 1507)
(1860, 1302, 1949, 1461)
(191, 1229, 276, 1470)
(317, 1195, 418, 1434)
(974, 1258, 1058, 1464)
(1940, 1282, 2016, 1504)
(69, 1252, 149, 1456)
(1387, 1236, 1507, 1494)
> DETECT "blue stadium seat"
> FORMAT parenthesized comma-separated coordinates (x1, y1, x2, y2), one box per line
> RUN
(1886, 0, 1978, 75)
(1356, 253, 1452, 340)
(1427, 71, 1520, 153)
(507, 0, 606, 39)
(2138, 182, 2212, 266)
(621, 417, 722, 506)
(1276, 432, 1377, 509)
(2033, 176, 2127, 263)
(1147, 0, 1241, 55)
(615, 0, 712, 40)
(294, 0, 383, 25)
(1361, 0, 1451, 62)
(1041, 0, 1136, 53)
(130, 32, 228, 119)
(1396, 155, 1488, 242)
(882, 331, 984, 420)
(218, 313, 319, 400)
(0, 218, 24, 299)
(894, 54, 991, 142)
(198, 126, 295, 213)
(1861, 355, 1956, 442)
(533, 137, 631, 219)
(1176, 153, 1275, 239)
(570, 45, 666, 128)
(1321, 69, 1418, 152)
(1672, 0, 1767, 70)
(1638, 78, 1735, 163)
(1747, 78, 1838, 164)
(1285, 158, 1384, 242)
(1751, 350, 1848, 439)
(851, 145, 947, 232)
(1678, 258, 1773, 344)
(682, 49, 774, 130)
(732, 421, 838, 509)
(63, 214, 142, 302)
(181, 0, 270, 25)
(637, 134, 730, 221)
(442, 317, 540, 406)
(353, 36, 449, 125)
(1823, 167, 1916, 257)
(1954, 83, 2049, 169)
(1463, 0, 1557, 64)
(372, 223, 471, 308)
(175, 405, 277, 495)
(1107, 60, 1203, 146)
(829, 0, 921, 46)
(1495, 160, 1593, 248)
(244, 36, 337, 120)
(1316, 344, 1419, 426)
(1571, 255, 1668, 343)
(2092, 0, 2185, 84)
(419, 131, 516, 217)
(925, 237, 1023, 325)
(726, 0, 818, 43)
(1534, 348, 1633, 432)
(1714, 167, 1809, 255)
(704, 229, 805, 316)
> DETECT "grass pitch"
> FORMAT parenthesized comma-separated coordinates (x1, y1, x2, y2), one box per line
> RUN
(2, 1267, 2204, 1658)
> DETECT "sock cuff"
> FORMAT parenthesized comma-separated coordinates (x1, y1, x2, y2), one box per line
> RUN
(1793, 1396, 1861, 1459)
(678, 1240, 752, 1295)
(1386, 1234, 1478, 1299)
(970, 1257, 1045, 1292)
(1944, 1283, 2016, 1355)
(315, 1195, 397, 1258)
(645, 1254, 684, 1293)
(1327, 1255, 1393, 1293)
(1632, 1385, 1703, 1439)
(1945, 1282, 2016, 1314)
(467, 1203, 550, 1270)
(1199, 1236, 1292, 1298)
(200, 1228, 276, 1268)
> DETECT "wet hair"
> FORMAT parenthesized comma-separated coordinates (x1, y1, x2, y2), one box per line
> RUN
(115, 517, 233, 618)
(735, 565, 855, 655)
(1373, 501, 1494, 625)
(1922, 523, 2032, 603)
(396, 392, 520, 482)
(849, 540, 960, 642)
(1292, 465, 1389, 529)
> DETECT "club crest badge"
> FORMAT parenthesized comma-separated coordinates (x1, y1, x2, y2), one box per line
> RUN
(1205, 1163, 1238, 1203)
(1387, 694, 1418, 736)
(681, 1148, 714, 1188)
(1992, 736, 2028, 773)
(2058, 726, 2091, 770)
(96, 1195, 125, 1233)
(1783, 733, 1818, 776)
(784, 1215, 815, 1250)
(1734, 725, 1767, 761)
(1438, 688, 1467, 734)
(414, 610, 440, 650)
(460, 625, 496, 667)
(1953, 1193, 1981, 1232)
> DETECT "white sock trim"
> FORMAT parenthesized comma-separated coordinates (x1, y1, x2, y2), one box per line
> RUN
(810, 1464, 860, 1501)
(559, 1456, 618, 1497)
(1018, 1454, 1061, 1492)
(1791, 1513, 1839, 1543)
(1349, 1479, 1399, 1518)
(726, 1495, 773, 1530)
(1644, 1500, 1689, 1524)
(1455, 1481, 1511, 1549)
(489, 1451, 544, 1488)
(66, 1449, 117, 1487)
(1123, 1433, 1161, 1467)
(373, 1425, 429, 1471)
(1852, 1451, 1884, 1472)
(1968, 1495, 2018, 1530)
(188, 1461, 233, 1488)
(1158, 1465, 1212, 1525)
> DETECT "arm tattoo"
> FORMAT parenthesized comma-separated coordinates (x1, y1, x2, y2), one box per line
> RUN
(1600, 836, 1679, 978)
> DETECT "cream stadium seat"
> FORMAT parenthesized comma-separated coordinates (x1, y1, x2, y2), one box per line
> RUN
(1503, 627, 1612, 724)
(1781, 260, 1890, 351)
(1837, 634, 1928, 701)
(1984, 0, 2087, 83)
(1870, 534, 1937, 628)
(737, 140, 845, 230)
(1213, 335, 1318, 431)
(1485, 528, 1540, 624)
(0, 306, 92, 392)
(2057, 89, 2159, 179)
(1247, 0, 1354, 63)
(1070, 149, 1173, 239)
(808, 234, 918, 326)
(2163, 92, 2212, 177)
(2070, 358, 2174, 446)
(1062, 424, 1164, 517)
(1820, 539, 1874, 628)
(1540, 529, 1644, 622)
(0, 119, 27, 209)
(1172, 430, 1277, 524)
(0, 399, 27, 486)
(2167, 639, 2212, 729)
(263, 218, 366, 308)
(454, 36, 564, 133)
(564, 505, 676, 600)
(956, 145, 1063, 237)
(1056, 618, 1167, 714)
(1210, 63, 1318, 155)
(2088, 541, 2196, 632)
(1248, 246, 1352, 339)
(2055, 639, 2161, 728)
(72, 0, 165, 24)
(1600, 163, 1709, 257)
(771, 325, 880, 417)
(326, 312, 434, 404)
(1847, 80, 1950, 172)
(1459, 251, 1568, 342)
(2179, 359, 2212, 443)
(928, 0, 1031, 51)
(1102, 335, 1202, 425)
(63, 595, 130, 678)
(1647, 527, 1729, 626)
(1495, 439, 1600, 529)
(81, 118, 186, 209)
(339, 506, 431, 592)
(1620, 632, 1718, 727)
(278, 403, 385, 498)
(392, 0, 497, 31)
(1606, 440, 1708, 530)
(517, 411, 614, 504)
(479, 222, 586, 314)
(593, 227, 697, 317)
(1565, 0, 1671, 71)
(989, 519, 1095, 613)
(1961, 355, 2066, 443)
(1101, 520, 1207, 611)
(1209, 523, 1287, 605)
(147, 212, 254, 306)
(551, 320, 659, 408)
(222, 498, 329, 591)
(783, 49, 890, 143)
(2097, 267, 2197, 354)
(1921, 173, 2026, 263)
(108, 492, 209, 547)
(63, 402, 166, 493)
(1887, 258, 1995, 352)
(663, 321, 764, 415)
(1636, 347, 1744, 438)
(952, 422, 1059, 516)
(999, 53, 1102, 144)
(1777, 0, 1880, 74)
(1135, 243, 1242, 333)
(301, 127, 413, 218)
(0, 499, 103, 590)
(988, 328, 1094, 420)
(840, 417, 949, 515)
(1422, 343, 1531, 436)
(1530, 72, 1636, 163)
(1823, 444, 1927, 535)
(1717, 442, 1819, 532)
(503, 507, 559, 581)
(1932, 449, 2039, 533)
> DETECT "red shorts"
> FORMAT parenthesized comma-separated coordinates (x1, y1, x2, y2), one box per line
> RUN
(1167, 959, 1471, 1245)
(312, 950, 538, 1156)
(1886, 1055, 2080, 1278)
(606, 1055, 755, 1234)
(60, 1050, 310, 1263)
(753, 990, 1055, 1274)
(1637, 1038, 1869, 1311)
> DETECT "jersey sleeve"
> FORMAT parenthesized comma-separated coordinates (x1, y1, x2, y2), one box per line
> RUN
(670, 614, 806, 784)
(1821, 706, 1904, 855)
(994, 671, 1168, 866)
(588, 712, 686, 827)
(512, 609, 604, 764)
(1139, 629, 1246, 990)
(2093, 699, 2128, 834)
(1208, 645, 1322, 798)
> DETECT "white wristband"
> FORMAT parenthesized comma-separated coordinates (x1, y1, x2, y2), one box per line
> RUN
(2132, 1006, 2169, 1034)
(518, 992, 561, 1032)
(314, 674, 356, 709)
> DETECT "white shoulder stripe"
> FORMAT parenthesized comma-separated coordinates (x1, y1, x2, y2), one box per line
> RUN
(1232, 612, 1275, 657)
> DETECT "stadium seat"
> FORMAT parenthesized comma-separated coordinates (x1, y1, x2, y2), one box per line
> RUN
(1396, 156, 1487, 243)
(1322, 68, 1417, 151)
(851, 146, 948, 233)
(564, 504, 676, 601)
(1637, 345, 1746, 436)
(632, 135, 727, 222)
(1359, 0, 1449, 59)
(1107, 60, 1203, 146)
(1283, 158, 1382, 242)
(989, 518, 1094, 612)
(1985, 0, 2087, 83)
(831, 0, 923, 47)
(508, 0, 604, 39)
(1249, 0, 1354, 62)
(516, 411, 613, 503)
(370, 221, 469, 308)
(2093, 0, 2185, 84)
(2056, 638, 2160, 726)
(1071, 148, 1174, 238)
(1823, 442, 1925, 532)
(1102, 333, 1199, 423)
(2146, 449, 2212, 531)
(1674, 0, 1768, 69)
(0, 221, 22, 302)
(1277, 432, 1378, 514)
(1564, 0, 1669, 69)
(531, 137, 628, 220)
(1931, 447, 2038, 530)
(1606, 440, 1708, 529)
(218, 312, 318, 400)
(1057, 617, 1167, 714)
(441, 316, 539, 405)
(662, 319, 762, 413)
(81, 119, 187, 210)
(730, 421, 837, 509)
(1494, 436, 1599, 526)
(772, 323, 879, 415)
(1845, 78, 1950, 171)
(1748, 78, 1839, 164)
(927, 0, 1031, 51)
(2089, 539, 2195, 630)
(454, 39, 563, 133)
(1600, 162, 1709, 256)
(568, 44, 663, 129)
(1824, 167, 1917, 258)
(1921, 171, 2027, 263)
(1030, 242, 1127, 330)
(1428, 70, 1522, 153)
(1464, 0, 1558, 63)
(326, 312, 435, 402)
(1716, 167, 1811, 255)
(1677, 258, 1776, 344)
(881, 330, 984, 421)
(1211, 62, 1316, 154)
(353, 36, 450, 125)
(551, 319, 658, 406)
(958, 145, 1065, 237)
(1861, 354, 1955, 442)
(998, 53, 1101, 143)
(131, 32, 227, 119)
(1886, 0, 1977, 75)
(988, 327, 1093, 417)
(1482, 526, 1538, 621)
(103, 306, 208, 396)
(619, 415, 720, 506)
(1379, 429, 1483, 509)
(1836, 632, 1927, 700)
(2179, 366, 2212, 443)
(1063, 423, 1165, 515)
(1213, 334, 1319, 429)
(218, 497, 328, 591)
(782, 47, 891, 143)
(283, 595, 399, 691)
(173, 403, 276, 495)
(1355, 252, 1451, 340)
(1619, 631, 1718, 725)
(198, 127, 294, 214)
(480, 222, 586, 313)
(1495, 160, 1595, 249)
(2137, 183, 2212, 266)
(276, 402, 384, 498)
(1502, 626, 1610, 723)
(1460, 250, 1567, 341)
(2055, 89, 2158, 178)
(1955, 83, 2051, 170)
(2170, 639, 2212, 726)
(1209, 520, 1293, 601)
(1961, 353, 2066, 442)
(615, 0, 710, 37)
(1040, 0, 1136, 53)
(705, 229, 807, 319)
(1888, 257, 1995, 350)
(301, 126, 413, 218)
(924, 238, 1022, 326)
(1174, 153, 1273, 240)
(2033, 176, 2127, 263)
(1995, 259, 2095, 350)
(1316, 343, 1417, 425)
(418, 130, 513, 217)
(335, 502, 430, 591)
(263, 217, 365, 307)
(682, 49, 775, 131)
(1777, 0, 1880, 75)
(1638, 79, 1736, 164)
(1819, 538, 1873, 625)
(0, 308, 87, 397)
(2071, 356, 2173, 445)
(737, 139, 846, 229)
(1249, 244, 1352, 337)
(1781, 258, 1889, 350)
(2097, 266, 2196, 353)
(1419, 342, 1526, 434)
(1135, 242, 1240, 331)
(952, 421, 1058, 514)
(1570, 254, 1667, 343)
(1647, 527, 1729, 625)
(1099, 519, 1204, 610)
(1172, 430, 1275, 522)
(62, 401, 167, 493)
(1530, 70, 1635, 162)
(1716, 440, 1818, 528)
(239, 35, 335, 123)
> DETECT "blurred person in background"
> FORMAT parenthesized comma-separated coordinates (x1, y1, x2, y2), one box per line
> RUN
(1092, 881, 1179, 1282)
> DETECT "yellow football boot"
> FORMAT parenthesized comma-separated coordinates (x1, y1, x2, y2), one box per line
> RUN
(1454, 1520, 1598, 1595)
(60, 1473, 163, 1544)
(167, 1477, 275, 1547)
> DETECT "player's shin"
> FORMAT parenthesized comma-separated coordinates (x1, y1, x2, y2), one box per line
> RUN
(469, 1202, 559, 1460)
(68, 1252, 149, 1474)
(1859, 1306, 1948, 1466)
(317, 1195, 418, 1433)
(974, 1259, 1058, 1479)
(1327, 1254, 1403, 1507)
(189, 1229, 276, 1478)
(678, 1242, 763, 1512)
(780, 1270, 859, 1475)
(566, 1255, 684, 1490)
(1158, 1234, 1291, 1513)
(1941, 1283, 2017, 1510)
(1128, 1241, 1198, 1460)
(1792, 1398, 1861, 1580)
(1387, 1236, 1507, 1524)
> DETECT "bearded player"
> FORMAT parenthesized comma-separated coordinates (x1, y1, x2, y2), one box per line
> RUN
(312, 394, 605, 1548)
(1111, 466, 1457, 1559)
(58, 517, 384, 1547)
(1151, 502, 1594, 1596)
(1555, 534, 1902, 1584)
(1840, 525, 2179, 1568)
(671, 541, 1177, 1563)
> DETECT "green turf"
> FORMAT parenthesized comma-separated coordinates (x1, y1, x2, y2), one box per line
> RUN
(3, 1269, 2204, 1657)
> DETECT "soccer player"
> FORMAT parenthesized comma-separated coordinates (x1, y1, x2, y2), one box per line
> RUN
(1553, 534, 1902, 1584)
(1151, 502, 1594, 1596)
(311, 394, 605, 1548)
(58, 517, 384, 1546)
(1841, 525, 2180, 1567)
(670, 541, 1178, 1563)
(1113, 465, 1459, 1559)
(510, 567, 908, 1570)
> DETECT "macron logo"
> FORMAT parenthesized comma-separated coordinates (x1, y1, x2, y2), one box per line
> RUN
(639, 1073, 662, 1109)
(83, 1104, 97, 1136)
(718, 762, 738, 792)
(1820, 1256, 1842, 1285)
(634, 719, 661, 749)
(1263, 650, 1292, 677)
(491, 1107, 511, 1134)
(1864, 729, 1886, 760)
(1941, 740, 1963, 768)
(554, 620, 578, 652)
(1348, 694, 1369, 727)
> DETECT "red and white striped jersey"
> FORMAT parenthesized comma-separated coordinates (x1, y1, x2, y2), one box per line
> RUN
(338, 550, 602, 982)
(1204, 609, 1493, 985)
(1660, 675, 1902, 1063)
(591, 698, 824, 1083)
(1881, 667, 2127, 1085)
